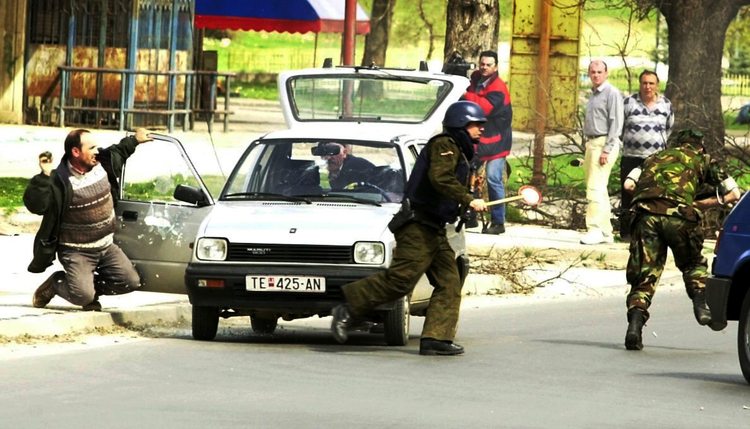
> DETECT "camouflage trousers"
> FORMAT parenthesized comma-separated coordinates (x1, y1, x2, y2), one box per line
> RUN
(342, 221, 462, 341)
(625, 212, 708, 321)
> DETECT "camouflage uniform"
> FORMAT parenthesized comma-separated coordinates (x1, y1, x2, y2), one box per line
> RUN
(342, 135, 473, 341)
(626, 138, 729, 321)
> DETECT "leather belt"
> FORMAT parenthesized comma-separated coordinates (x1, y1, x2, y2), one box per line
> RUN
(586, 134, 606, 139)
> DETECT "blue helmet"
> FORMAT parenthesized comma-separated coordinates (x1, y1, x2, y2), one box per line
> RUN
(443, 101, 487, 128)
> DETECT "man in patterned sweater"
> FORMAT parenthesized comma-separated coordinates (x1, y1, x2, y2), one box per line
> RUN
(620, 70, 674, 241)
(24, 128, 152, 311)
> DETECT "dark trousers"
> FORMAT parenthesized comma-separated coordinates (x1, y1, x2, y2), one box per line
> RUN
(55, 243, 140, 306)
(342, 221, 462, 341)
(620, 156, 646, 237)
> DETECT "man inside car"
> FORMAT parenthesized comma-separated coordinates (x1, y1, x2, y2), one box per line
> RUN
(317, 142, 375, 189)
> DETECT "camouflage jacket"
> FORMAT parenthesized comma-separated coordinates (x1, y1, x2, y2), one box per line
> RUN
(631, 142, 729, 221)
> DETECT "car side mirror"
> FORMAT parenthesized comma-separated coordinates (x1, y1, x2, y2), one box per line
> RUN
(174, 184, 209, 206)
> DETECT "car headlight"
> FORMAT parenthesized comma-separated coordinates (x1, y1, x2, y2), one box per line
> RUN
(196, 238, 228, 261)
(353, 242, 385, 264)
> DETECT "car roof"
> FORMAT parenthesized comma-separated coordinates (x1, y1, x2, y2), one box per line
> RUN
(259, 124, 423, 146)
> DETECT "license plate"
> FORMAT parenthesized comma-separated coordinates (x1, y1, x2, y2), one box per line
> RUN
(246, 275, 326, 293)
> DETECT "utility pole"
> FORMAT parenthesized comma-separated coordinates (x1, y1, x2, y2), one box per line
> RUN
(342, 0, 357, 65)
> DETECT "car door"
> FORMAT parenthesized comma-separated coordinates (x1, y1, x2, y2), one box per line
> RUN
(114, 134, 215, 294)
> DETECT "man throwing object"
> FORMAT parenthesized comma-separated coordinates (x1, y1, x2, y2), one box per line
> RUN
(25, 128, 152, 311)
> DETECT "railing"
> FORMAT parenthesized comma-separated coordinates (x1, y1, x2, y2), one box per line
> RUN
(722, 73, 750, 97)
(58, 66, 236, 132)
(579, 69, 750, 97)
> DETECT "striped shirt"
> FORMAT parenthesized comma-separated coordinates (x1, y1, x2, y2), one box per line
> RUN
(622, 93, 673, 159)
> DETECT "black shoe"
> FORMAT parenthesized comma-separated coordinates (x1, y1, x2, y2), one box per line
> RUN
(331, 304, 354, 344)
(81, 299, 102, 312)
(692, 291, 712, 326)
(625, 308, 645, 351)
(419, 338, 465, 356)
(32, 271, 63, 308)
(482, 223, 505, 235)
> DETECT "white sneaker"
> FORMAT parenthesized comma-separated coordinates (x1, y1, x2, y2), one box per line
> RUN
(602, 234, 614, 244)
(581, 230, 607, 245)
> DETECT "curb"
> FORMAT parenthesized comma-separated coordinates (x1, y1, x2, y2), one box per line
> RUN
(1, 311, 115, 338)
(0, 303, 192, 339)
(110, 303, 191, 328)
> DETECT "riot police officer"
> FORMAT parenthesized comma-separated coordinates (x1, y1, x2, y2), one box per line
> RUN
(330, 101, 488, 356)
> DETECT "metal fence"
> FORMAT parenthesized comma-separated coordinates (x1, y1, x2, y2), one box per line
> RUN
(58, 66, 236, 132)
(579, 69, 750, 97)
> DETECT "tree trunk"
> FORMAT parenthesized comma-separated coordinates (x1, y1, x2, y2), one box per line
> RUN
(658, 0, 748, 153)
(361, 0, 398, 68)
(443, 0, 499, 66)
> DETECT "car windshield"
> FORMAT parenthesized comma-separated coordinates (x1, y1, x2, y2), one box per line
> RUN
(223, 140, 406, 204)
(287, 74, 453, 123)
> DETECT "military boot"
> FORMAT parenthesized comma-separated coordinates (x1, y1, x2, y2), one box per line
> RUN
(625, 308, 645, 351)
(692, 290, 712, 326)
(330, 304, 355, 344)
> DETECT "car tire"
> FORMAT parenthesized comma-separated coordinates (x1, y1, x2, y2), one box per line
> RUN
(192, 305, 219, 341)
(738, 290, 750, 384)
(383, 295, 410, 346)
(251, 316, 278, 335)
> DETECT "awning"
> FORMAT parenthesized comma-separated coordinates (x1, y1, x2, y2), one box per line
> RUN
(195, 0, 371, 35)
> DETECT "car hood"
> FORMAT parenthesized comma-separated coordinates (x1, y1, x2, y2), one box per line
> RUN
(201, 202, 400, 245)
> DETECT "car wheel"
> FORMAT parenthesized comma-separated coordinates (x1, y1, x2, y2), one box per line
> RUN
(192, 305, 219, 341)
(251, 316, 278, 335)
(738, 290, 750, 384)
(383, 296, 410, 346)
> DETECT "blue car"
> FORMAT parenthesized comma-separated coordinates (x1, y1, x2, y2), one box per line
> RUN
(706, 192, 750, 383)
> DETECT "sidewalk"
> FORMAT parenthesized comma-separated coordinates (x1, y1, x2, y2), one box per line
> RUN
(1, 216, 683, 339)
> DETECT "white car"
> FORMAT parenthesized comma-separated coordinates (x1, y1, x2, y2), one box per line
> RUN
(114, 65, 471, 345)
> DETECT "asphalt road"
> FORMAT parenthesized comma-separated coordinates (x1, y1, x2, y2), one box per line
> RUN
(1, 286, 749, 428)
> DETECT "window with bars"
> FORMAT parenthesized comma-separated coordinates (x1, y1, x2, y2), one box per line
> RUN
(27, 0, 131, 48)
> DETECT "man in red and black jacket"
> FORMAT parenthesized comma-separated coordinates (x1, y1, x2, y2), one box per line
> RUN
(462, 50, 513, 234)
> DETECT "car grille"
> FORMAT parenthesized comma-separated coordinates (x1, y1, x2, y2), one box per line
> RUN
(227, 243, 353, 263)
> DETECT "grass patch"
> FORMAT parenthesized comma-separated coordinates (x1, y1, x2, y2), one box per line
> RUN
(724, 111, 750, 131)
(202, 174, 227, 198)
(124, 174, 228, 202)
(507, 154, 622, 197)
(0, 178, 29, 210)
(233, 81, 279, 101)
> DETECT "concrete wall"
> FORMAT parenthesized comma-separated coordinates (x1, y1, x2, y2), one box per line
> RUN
(0, 0, 26, 124)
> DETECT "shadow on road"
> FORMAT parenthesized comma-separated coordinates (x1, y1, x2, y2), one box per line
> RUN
(142, 323, 422, 355)
(640, 371, 747, 387)
(536, 338, 719, 353)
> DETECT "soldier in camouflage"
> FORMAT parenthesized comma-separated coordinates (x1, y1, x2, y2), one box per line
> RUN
(622, 129, 741, 350)
(330, 101, 488, 356)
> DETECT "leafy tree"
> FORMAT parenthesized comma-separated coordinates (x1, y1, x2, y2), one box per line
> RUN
(626, 0, 750, 152)
(361, 0, 398, 68)
(726, 6, 750, 74)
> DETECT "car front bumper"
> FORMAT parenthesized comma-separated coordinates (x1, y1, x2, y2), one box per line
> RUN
(185, 263, 385, 315)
